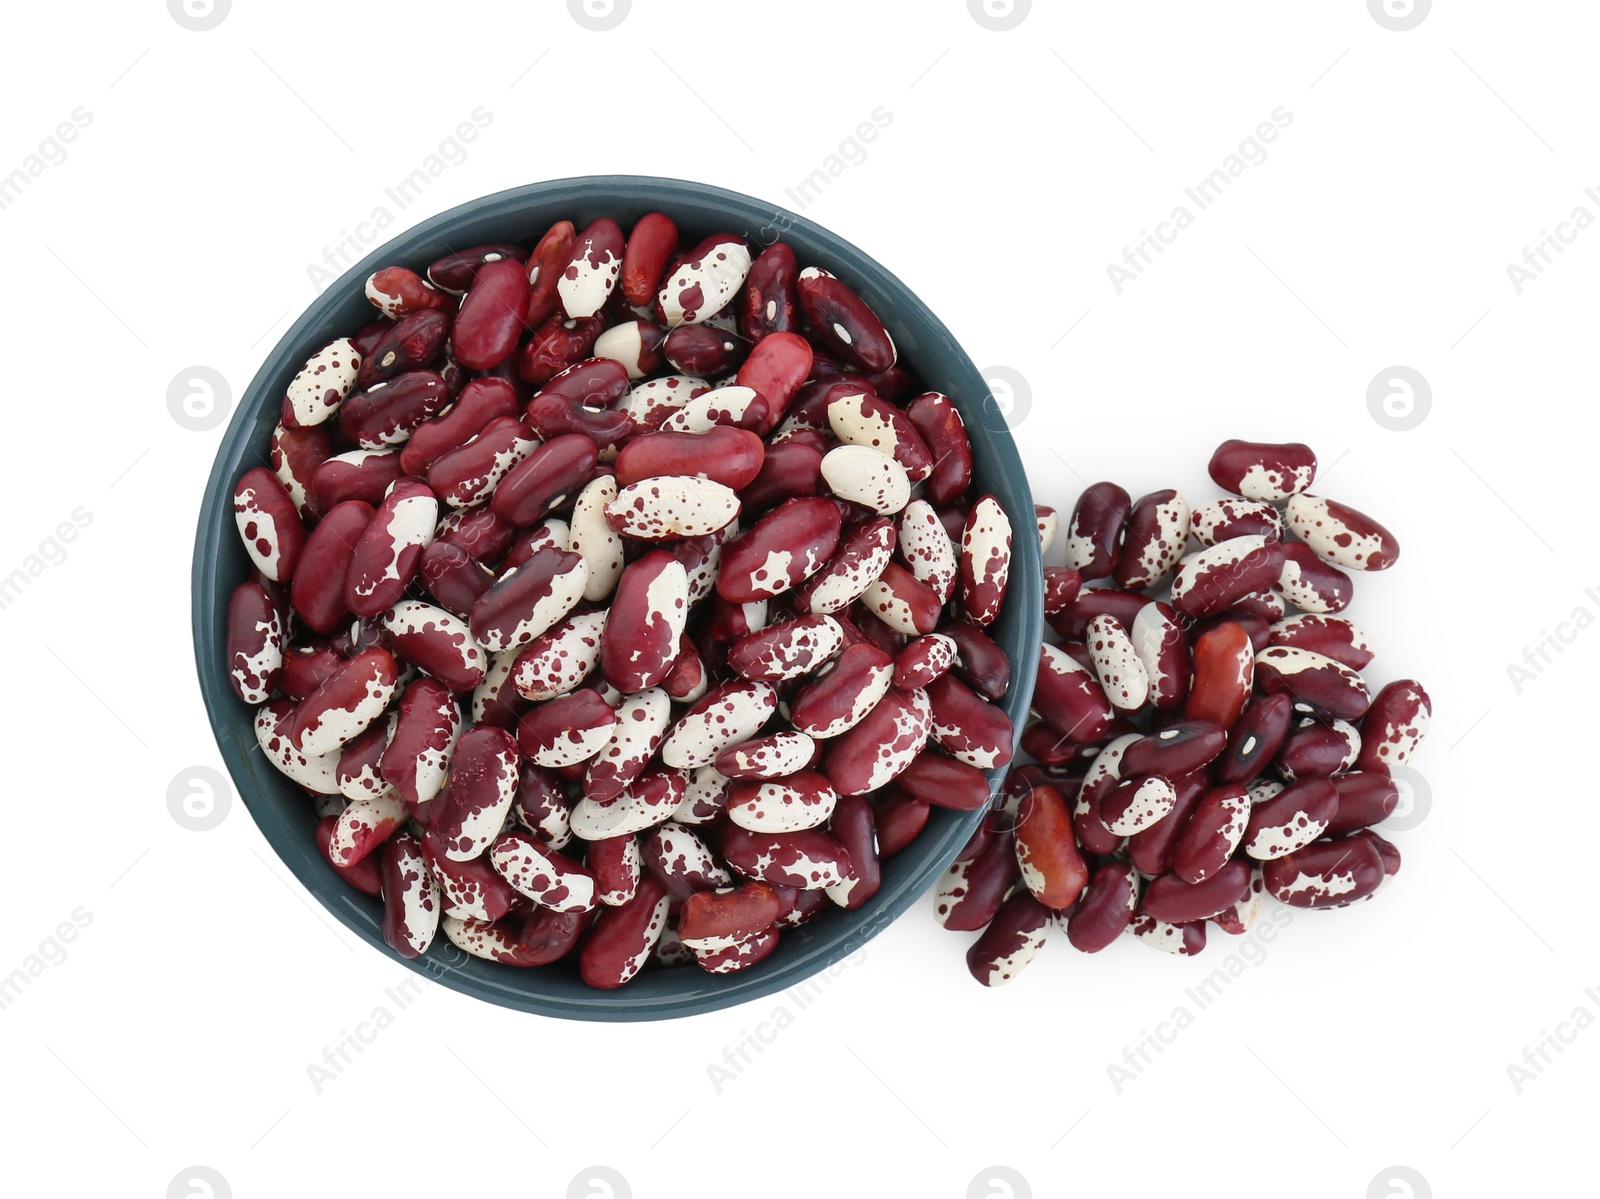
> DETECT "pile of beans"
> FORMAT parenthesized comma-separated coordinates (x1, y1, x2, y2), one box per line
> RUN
(948, 440, 1431, 986)
(227, 214, 1021, 987)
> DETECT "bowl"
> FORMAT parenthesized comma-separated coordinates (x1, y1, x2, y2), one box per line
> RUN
(192, 176, 1042, 1020)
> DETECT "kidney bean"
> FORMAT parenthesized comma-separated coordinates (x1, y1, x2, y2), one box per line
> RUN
(614, 212, 676, 307)
(578, 875, 671, 988)
(1100, 775, 1176, 837)
(725, 770, 837, 833)
(889, 751, 988, 812)
(1357, 679, 1432, 773)
(1325, 771, 1401, 836)
(892, 633, 957, 691)
(661, 324, 747, 378)
(281, 644, 344, 704)
(1084, 613, 1148, 713)
(283, 338, 362, 430)
(270, 422, 331, 518)
(415, 541, 491, 619)
(660, 385, 768, 436)
(1285, 493, 1400, 571)
(605, 473, 742, 540)
(926, 623, 1003, 706)
(891, 503, 955, 606)
(355, 310, 449, 389)
(1214, 693, 1293, 784)
(487, 830, 596, 913)
(659, 235, 752, 326)
(925, 672, 1015, 770)
(1129, 910, 1208, 956)
(820, 444, 910, 515)
(226, 582, 284, 704)
(1185, 621, 1254, 731)
(1119, 721, 1226, 780)
(713, 496, 842, 604)
(1141, 858, 1251, 925)
(593, 318, 667, 380)
(1112, 489, 1188, 588)
(637, 822, 727, 901)
(1243, 777, 1338, 859)
(233, 467, 306, 585)
(1034, 643, 1115, 744)
(796, 267, 895, 371)
(1273, 542, 1348, 616)
(739, 241, 801, 340)
(255, 699, 342, 793)
(1208, 439, 1317, 501)
(508, 609, 606, 703)
(1211, 866, 1266, 934)
(813, 793, 880, 909)
(858, 561, 939, 637)
(721, 823, 854, 890)
(377, 599, 482, 692)
(1277, 717, 1361, 780)
(571, 765, 688, 840)
(935, 826, 1018, 931)
(1264, 836, 1385, 908)
(552, 217, 623, 320)
(422, 726, 517, 863)
(826, 386, 933, 481)
(1169, 535, 1284, 620)
(364, 266, 447, 319)
(288, 646, 396, 758)
(904, 392, 972, 506)
(1063, 482, 1131, 580)
(657, 678, 775, 771)
(380, 832, 440, 958)
(399, 381, 516, 479)
(1166, 784, 1249, 884)
(1064, 861, 1140, 952)
(308, 450, 399, 514)
(676, 881, 780, 953)
(1269, 614, 1375, 671)
(1124, 768, 1211, 876)
(1352, 828, 1402, 878)
(315, 814, 384, 895)
(332, 714, 392, 799)
(324, 787, 405, 872)
(469, 547, 588, 654)
(509, 764, 570, 849)
(513, 690, 613, 772)
(448, 258, 529, 371)
(621, 374, 710, 432)
(1047, 587, 1147, 643)
(1254, 645, 1371, 721)
(343, 371, 451, 449)
(1190, 497, 1284, 547)
(967, 892, 1053, 987)
(717, 730, 817, 780)
(380, 676, 461, 806)
(518, 313, 606, 385)
(615, 428, 766, 495)
(486, 435, 593, 528)
(523, 222, 576, 325)
(595, 550, 687, 692)
(1032, 505, 1058, 554)
(958, 495, 1012, 627)
(426, 244, 526, 295)
(861, 789, 924, 859)
(723, 614, 841, 684)
(825, 686, 933, 795)
(1013, 786, 1088, 909)
(783, 643, 891, 740)
(426, 415, 539, 511)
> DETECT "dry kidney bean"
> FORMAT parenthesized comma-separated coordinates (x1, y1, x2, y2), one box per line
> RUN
(1243, 777, 1338, 860)
(1276, 717, 1361, 780)
(1326, 771, 1401, 836)
(1357, 679, 1431, 772)
(1284, 494, 1400, 571)
(1263, 836, 1384, 908)
(659, 235, 752, 326)
(967, 891, 1053, 987)
(1278, 541, 1352, 614)
(1208, 439, 1317, 501)
(427, 244, 526, 294)
(1255, 645, 1371, 721)
(1114, 489, 1189, 588)
(1269, 614, 1374, 670)
(225, 582, 283, 704)
(1142, 860, 1251, 924)
(234, 467, 306, 583)
(1014, 786, 1088, 908)
(1065, 861, 1140, 952)
(1185, 621, 1254, 730)
(381, 677, 460, 807)
(271, 423, 331, 516)
(356, 310, 450, 389)
(796, 268, 895, 372)
(1063, 482, 1131, 580)
(283, 338, 362, 430)
(935, 825, 1018, 931)
(1214, 693, 1293, 784)
(380, 832, 440, 958)
(454, 259, 531, 371)
(740, 242, 800, 340)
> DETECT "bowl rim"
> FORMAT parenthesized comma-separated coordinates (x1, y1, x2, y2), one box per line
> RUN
(192, 174, 1041, 1021)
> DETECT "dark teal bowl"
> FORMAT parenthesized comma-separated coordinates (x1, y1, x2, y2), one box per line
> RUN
(192, 176, 1041, 1020)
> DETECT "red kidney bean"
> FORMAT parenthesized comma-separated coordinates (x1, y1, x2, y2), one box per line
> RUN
(1326, 771, 1401, 836)
(1063, 482, 1131, 580)
(1214, 692, 1294, 783)
(1264, 836, 1385, 908)
(233, 467, 306, 584)
(225, 582, 284, 704)
(935, 825, 1018, 931)
(1269, 614, 1375, 670)
(365, 266, 448, 319)
(1125, 768, 1211, 876)
(895, 750, 992, 811)
(380, 832, 440, 958)
(1190, 497, 1284, 546)
(1113, 489, 1189, 588)
(1285, 493, 1400, 571)
(517, 313, 605, 385)
(862, 562, 942, 636)
(788, 643, 894, 738)
(1122, 721, 1227, 778)
(1034, 643, 1115, 744)
(1066, 861, 1140, 952)
(1352, 828, 1402, 877)
(824, 793, 881, 909)
(1277, 717, 1361, 780)
(677, 881, 781, 950)
(797, 267, 895, 372)
(271, 422, 331, 516)
(717, 496, 843, 602)
(926, 672, 1015, 770)
(451, 258, 531, 371)
(968, 891, 1053, 987)
(905, 392, 972, 507)
(426, 244, 526, 294)
(579, 875, 671, 988)
(311, 449, 405, 512)
(1128, 602, 1190, 711)
(938, 620, 1009, 702)
(470, 547, 588, 654)
(430, 726, 520, 861)
(600, 550, 689, 693)
(1208, 439, 1317, 501)
(418, 541, 495, 618)
(619, 212, 678, 307)
(1170, 784, 1250, 883)
(1357, 679, 1431, 773)
(356, 309, 449, 388)
(524, 222, 577, 325)
(380, 676, 460, 806)
(283, 338, 362, 430)
(663, 324, 749, 377)
(1192, 609, 1273, 653)
(491, 434, 597, 527)
(1142, 859, 1250, 924)
(1014, 785, 1088, 909)
(1185, 621, 1254, 731)
(342, 478, 436, 617)
(1254, 645, 1371, 721)
(872, 788, 930, 856)
(555, 218, 624, 320)
(739, 242, 801, 340)
(400, 377, 519, 478)
(959, 495, 1012, 627)
(614, 426, 765, 492)
(280, 644, 343, 703)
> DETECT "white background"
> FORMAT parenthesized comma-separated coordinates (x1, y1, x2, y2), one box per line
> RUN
(0, 2, 1589, 1196)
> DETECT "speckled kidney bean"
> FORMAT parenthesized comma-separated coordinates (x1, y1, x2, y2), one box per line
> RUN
(738, 241, 800, 340)
(428, 725, 520, 861)
(893, 632, 957, 691)
(1142, 859, 1250, 924)
(717, 731, 817, 780)
(381, 599, 485, 692)
(824, 686, 933, 795)
(365, 266, 449, 319)
(925, 673, 1015, 770)
(935, 824, 1018, 931)
(967, 891, 1053, 987)
(1227, 589, 1287, 623)
(1277, 718, 1361, 780)
(827, 386, 933, 481)
(659, 235, 752, 326)
(255, 700, 340, 794)
(1357, 679, 1431, 773)
(290, 646, 397, 758)
(1169, 535, 1284, 620)
(1208, 439, 1317, 501)
(598, 550, 689, 692)
(1034, 643, 1116, 744)
(1129, 910, 1207, 956)
(283, 338, 362, 430)
(1170, 784, 1250, 883)
(1122, 721, 1227, 779)
(317, 815, 384, 894)
(270, 422, 331, 516)
(1014, 785, 1089, 908)
(1100, 775, 1177, 837)
(310, 449, 403, 512)
(342, 371, 452, 449)
(789, 515, 893, 615)
(1275, 541, 1350, 614)
(1269, 614, 1375, 670)
(469, 547, 588, 653)
(1122, 601, 1186, 711)
(664, 383, 771, 434)
(380, 832, 440, 958)
(820, 444, 910, 515)
(1263, 836, 1385, 908)
(717, 496, 842, 602)
(726, 770, 838, 832)
(1046, 586, 1148, 641)
(417, 541, 493, 618)
(958, 495, 1012, 627)
(1243, 777, 1338, 859)
(426, 244, 526, 294)
(904, 392, 972, 507)
(1085, 614, 1149, 712)
(400, 378, 518, 478)
(225, 582, 284, 704)
(233, 467, 306, 583)
(554, 218, 623, 320)
(1254, 645, 1371, 721)
(1124, 768, 1210, 877)
(606, 475, 741, 540)
(940, 621, 1009, 702)
(659, 679, 776, 771)
(796, 267, 895, 371)
(1185, 621, 1254, 731)
(523, 222, 576, 326)
(1214, 693, 1293, 783)
(1062, 482, 1130, 580)
(1284, 493, 1400, 571)
(1189, 497, 1283, 547)
(726, 614, 843, 683)
(509, 609, 606, 702)
(787, 643, 894, 739)
(861, 562, 942, 636)
(355, 310, 449, 389)
(515, 689, 614, 770)
(1114, 489, 1189, 588)
(570, 767, 687, 840)
(720, 824, 854, 890)
(579, 875, 671, 988)
(518, 313, 605, 385)
(380, 676, 460, 806)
